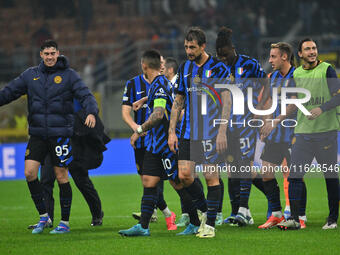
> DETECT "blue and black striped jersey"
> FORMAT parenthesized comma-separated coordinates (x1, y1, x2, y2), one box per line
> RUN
(146, 75, 174, 154)
(175, 55, 229, 140)
(266, 66, 296, 144)
(229, 54, 267, 128)
(122, 74, 150, 149)
(228, 54, 266, 159)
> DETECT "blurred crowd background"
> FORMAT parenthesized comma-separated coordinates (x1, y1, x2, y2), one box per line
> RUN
(0, 0, 339, 141)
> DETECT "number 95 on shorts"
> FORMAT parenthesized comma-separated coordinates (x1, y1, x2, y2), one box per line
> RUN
(25, 136, 73, 167)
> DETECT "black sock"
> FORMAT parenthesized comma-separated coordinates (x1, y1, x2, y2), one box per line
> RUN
(59, 182, 72, 222)
(239, 178, 252, 209)
(140, 187, 158, 229)
(263, 178, 281, 212)
(27, 178, 47, 215)
(299, 181, 307, 216)
(288, 178, 302, 222)
(218, 178, 224, 213)
(206, 185, 221, 227)
(156, 181, 167, 211)
(325, 178, 339, 222)
(179, 194, 187, 214)
(176, 188, 200, 226)
(176, 188, 188, 214)
(253, 174, 272, 212)
(185, 178, 207, 213)
(252, 174, 266, 195)
(228, 178, 240, 215)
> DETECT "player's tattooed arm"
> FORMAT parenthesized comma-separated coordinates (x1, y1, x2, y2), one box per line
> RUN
(257, 78, 271, 110)
(220, 90, 231, 124)
(141, 107, 165, 132)
(216, 90, 231, 154)
(169, 94, 184, 134)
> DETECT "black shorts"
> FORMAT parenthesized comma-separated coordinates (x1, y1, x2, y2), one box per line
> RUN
(178, 139, 204, 164)
(289, 133, 338, 179)
(25, 136, 73, 167)
(201, 138, 226, 165)
(239, 132, 256, 162)
(260, 141, 291, 165)
(225, 129, 242, 166)
(143, 150, 179, 182)
(225, 129, 255, 178)
(134, 148, 146, 175)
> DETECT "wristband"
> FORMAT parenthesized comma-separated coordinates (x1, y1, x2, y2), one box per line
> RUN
(137, 125, 143, 134)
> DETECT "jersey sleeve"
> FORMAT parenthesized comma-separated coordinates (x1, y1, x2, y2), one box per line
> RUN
(71, 70, 99, 115)
(213, 64, 230, 93)
(251, 61, 267, 92)
(153, 86, 168, 101)
(122, 80, 134, 106)
(252, 61, 266, 79)
(0, 71, 28, 106)
(175, 63, 185, 95)
(320, 66, 340, 112)
(287, 76, 297, 98)
(326, 66, 340, 94)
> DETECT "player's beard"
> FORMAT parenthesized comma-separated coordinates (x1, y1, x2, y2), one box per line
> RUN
(307, 59, 317, 65)
(193, 53, 202, 63)
(304, 55, 317, 66)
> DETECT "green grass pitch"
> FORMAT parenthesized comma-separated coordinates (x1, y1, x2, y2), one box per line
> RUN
(0, 175, 339, 255)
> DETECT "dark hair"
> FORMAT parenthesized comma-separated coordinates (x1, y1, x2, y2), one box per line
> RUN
(271, 42, 295, 66)
(141, 49, 161, 70)
(40, 39, 58, 51)
(185, 27, 206, 46)
(298, 38, 315, 52)
(165, 57, 178, 73)
(216, 26, 233, 52)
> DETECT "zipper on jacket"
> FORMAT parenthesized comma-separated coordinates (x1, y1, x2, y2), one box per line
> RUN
(44, 73, 49, 138)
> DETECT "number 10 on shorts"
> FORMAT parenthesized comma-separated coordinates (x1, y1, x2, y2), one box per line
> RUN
(162, 158, 172, 170)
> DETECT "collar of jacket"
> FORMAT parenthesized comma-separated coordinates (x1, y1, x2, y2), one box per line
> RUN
(39, 55, 70, 73)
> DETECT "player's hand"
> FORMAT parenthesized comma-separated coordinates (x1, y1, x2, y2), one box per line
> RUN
(140, 132, 147, 137)
(216, 131, 227, 154)
(133, 99, 144, 111)
(130, 133, 139, 149)
(168, 132, 178, 153)
(85, 114, 96, 128)
(260, 121, 275, 141)
(308, 107, 322, 120)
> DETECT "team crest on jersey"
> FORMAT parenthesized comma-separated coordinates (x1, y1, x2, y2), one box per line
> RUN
(228, 73, 235, 83)
(124, 86, 127, 94)
(237, 67, 243, 75)
(205, 70, 212, 78)
(194, 75, 201, 83)
(226, 154, 234, 163)
(284, 80, 289, 87)
(54, 76, 62, 84)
